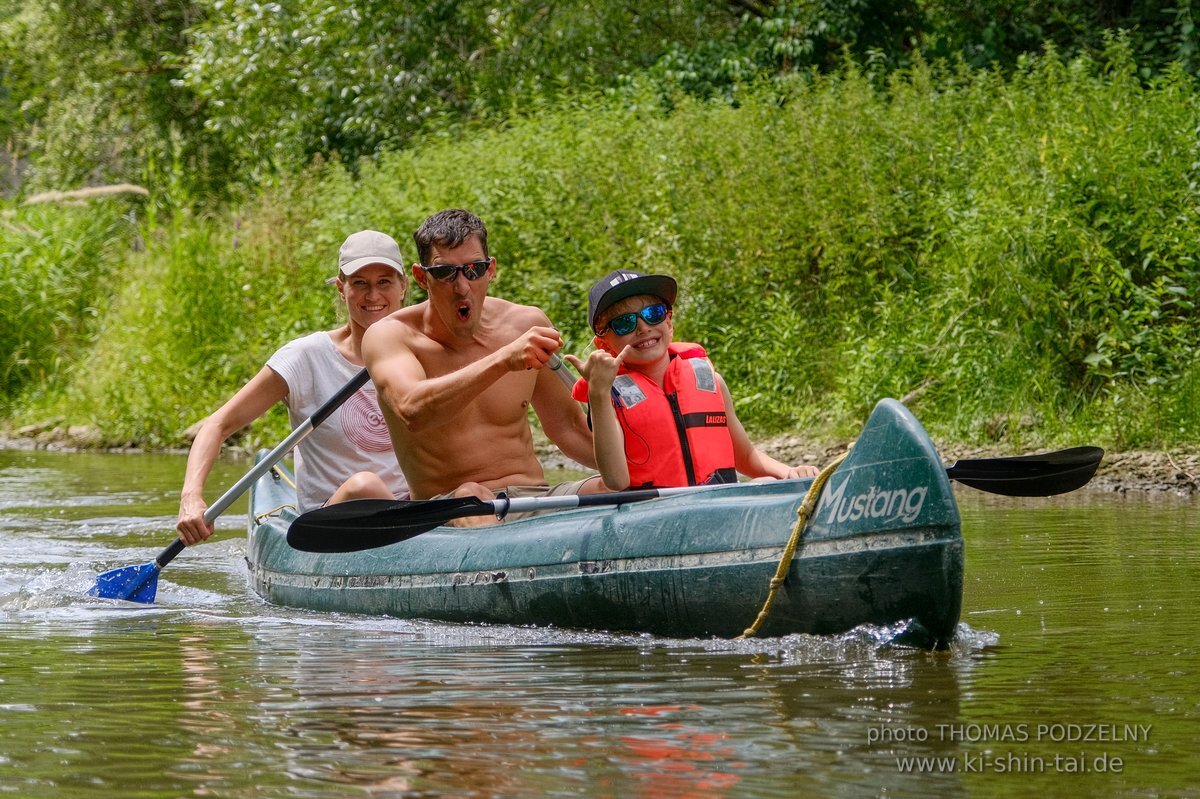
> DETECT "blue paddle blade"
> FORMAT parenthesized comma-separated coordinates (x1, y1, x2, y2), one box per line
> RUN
(88, 562, 161, 603)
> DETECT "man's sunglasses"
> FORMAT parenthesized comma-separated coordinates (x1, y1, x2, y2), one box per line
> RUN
(417, 259, 490, 282)
(600, 303, 670, 336)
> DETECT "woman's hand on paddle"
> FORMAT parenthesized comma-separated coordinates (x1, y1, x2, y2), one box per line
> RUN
(564, 346, 629, 393)
(177, 496, 215, 546)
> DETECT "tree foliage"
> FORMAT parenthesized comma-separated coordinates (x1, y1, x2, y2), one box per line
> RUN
(2, 0, 1199, 197)
(0, 0, 234, 195)
(647, 0, 1200, 100)
(7, 40, 1200, 450)
(178, 0, 734, 178)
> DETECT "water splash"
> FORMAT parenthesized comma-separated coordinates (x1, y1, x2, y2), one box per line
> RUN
(0, 562, 101, 613)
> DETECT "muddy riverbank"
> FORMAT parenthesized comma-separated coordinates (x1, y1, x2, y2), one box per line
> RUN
(3, 427, 1198, 497)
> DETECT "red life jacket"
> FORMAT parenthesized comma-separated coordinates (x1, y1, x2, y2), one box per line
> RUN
(573, 343, 736, 487)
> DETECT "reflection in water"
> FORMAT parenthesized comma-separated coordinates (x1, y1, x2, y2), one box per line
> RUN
(0, 449, 1198, 798)
(208, 621, 987, 799)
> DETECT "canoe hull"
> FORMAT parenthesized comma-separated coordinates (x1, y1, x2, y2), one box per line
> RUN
(247, 398, 963, 647)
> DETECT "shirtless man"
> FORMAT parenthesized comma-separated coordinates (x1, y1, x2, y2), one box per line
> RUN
(362, 209, 599, 514)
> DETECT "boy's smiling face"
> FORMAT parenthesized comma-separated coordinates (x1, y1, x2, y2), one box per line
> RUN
(593, 293, 674, 366)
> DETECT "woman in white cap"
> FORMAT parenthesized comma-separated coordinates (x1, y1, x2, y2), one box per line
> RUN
(175, 230, 410, 546)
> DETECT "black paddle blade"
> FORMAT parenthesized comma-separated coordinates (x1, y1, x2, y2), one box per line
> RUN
(945, 446, 1104, 497)
(286, 496, 493, 553)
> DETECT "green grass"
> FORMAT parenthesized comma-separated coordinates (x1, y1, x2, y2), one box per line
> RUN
(5, 42, 1200, 453)
(0, 202, 132, 413)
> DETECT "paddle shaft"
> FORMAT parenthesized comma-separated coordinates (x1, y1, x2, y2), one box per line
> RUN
(157, 367, 371, 569)
(493, 486, 693, 517)
(546, 353, 578, 394)
(285, 485, 719, 552)
(483, 448, 1103, 514)
(483, 448, 1102, 518)
(376, 443, 1099, 520)
(287, 443, 1104, 554)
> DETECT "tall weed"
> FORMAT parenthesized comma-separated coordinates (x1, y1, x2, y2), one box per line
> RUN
(0, 202, 133, 412)
(9, 41, 1200, 451)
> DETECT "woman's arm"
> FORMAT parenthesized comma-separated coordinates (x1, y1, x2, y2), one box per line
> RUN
(177, 366, 288, 544)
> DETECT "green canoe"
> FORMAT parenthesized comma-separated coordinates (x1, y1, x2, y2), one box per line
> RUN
(246, 398, 964, 648)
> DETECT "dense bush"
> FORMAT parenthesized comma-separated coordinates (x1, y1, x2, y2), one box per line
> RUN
(0, 201, 135, 412)
(6, 41, 1199, 452)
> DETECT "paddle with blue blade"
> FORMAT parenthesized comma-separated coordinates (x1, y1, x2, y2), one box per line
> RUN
(286, 445, 1104, 553)
(89, 367, 371, 602)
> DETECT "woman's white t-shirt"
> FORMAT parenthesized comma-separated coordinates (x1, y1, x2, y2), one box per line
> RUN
(266, 331, 407, 512)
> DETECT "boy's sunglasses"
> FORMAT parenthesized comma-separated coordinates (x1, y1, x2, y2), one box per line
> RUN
(601, 303, 670, 336)
(417, 259, 490, 282)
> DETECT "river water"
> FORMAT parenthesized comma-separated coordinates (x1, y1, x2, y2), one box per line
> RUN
(0, 448, 1196, 798)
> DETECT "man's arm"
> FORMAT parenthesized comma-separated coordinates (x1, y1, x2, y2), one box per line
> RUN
(532, 361, 599, 471)
(364, 319, 565, 433)
(362, 319, 437, 431)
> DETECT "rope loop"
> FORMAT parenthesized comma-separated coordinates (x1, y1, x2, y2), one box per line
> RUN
(254, 503, 297, 523)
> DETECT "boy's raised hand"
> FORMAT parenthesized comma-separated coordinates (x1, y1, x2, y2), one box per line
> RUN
(564, 346, 630, 391)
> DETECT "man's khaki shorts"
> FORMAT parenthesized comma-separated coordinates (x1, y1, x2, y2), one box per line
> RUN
(432, 477, 600, 522)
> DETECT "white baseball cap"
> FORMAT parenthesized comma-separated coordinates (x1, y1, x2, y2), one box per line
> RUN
(337, 230, 405, 276)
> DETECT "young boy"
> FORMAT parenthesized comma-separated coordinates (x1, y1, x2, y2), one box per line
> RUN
(564, 269, 819, 490)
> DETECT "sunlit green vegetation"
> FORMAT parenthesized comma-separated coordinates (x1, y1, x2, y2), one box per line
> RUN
(4, 39, 1200, 453)
(3, 2, 1200, 453)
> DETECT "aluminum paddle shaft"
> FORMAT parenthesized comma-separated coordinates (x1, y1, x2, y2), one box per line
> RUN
(90, 368, 371, 602)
